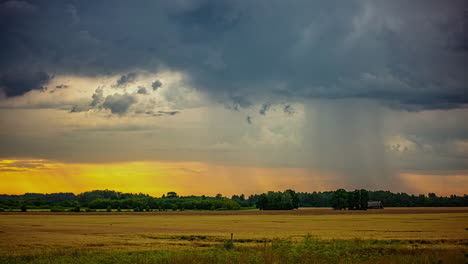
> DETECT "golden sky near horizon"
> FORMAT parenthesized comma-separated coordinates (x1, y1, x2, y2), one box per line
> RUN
(1, 159, 466, 197)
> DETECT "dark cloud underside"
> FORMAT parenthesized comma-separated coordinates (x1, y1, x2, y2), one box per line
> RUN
(0, 0, 466, 110)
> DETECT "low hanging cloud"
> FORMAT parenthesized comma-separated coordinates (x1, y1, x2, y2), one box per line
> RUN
(102, 93, 137, 115)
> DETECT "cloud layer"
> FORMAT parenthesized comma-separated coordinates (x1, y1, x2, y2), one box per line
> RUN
(0, 0, 467, 110)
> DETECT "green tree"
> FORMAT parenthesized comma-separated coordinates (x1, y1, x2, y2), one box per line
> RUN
(347, 190, 358, 210)
(256, 194, 268, 210)
(331, 189, 347, 210)
(359, 189, 369, 210)
(285, 189, 299, 209)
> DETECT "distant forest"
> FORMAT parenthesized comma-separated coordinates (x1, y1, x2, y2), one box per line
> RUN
(0, 189, 466, 212)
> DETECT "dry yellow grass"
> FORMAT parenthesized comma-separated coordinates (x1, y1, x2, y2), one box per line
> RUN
(0, 208, 467, 257)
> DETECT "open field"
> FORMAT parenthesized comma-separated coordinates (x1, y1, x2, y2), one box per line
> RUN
(2, 207, 468, 215)
(0, 208, 467, 263)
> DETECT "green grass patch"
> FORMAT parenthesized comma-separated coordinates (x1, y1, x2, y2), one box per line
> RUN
(1, 236, 466, 264)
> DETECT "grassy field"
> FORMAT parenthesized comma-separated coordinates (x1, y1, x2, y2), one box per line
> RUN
(0, 208, 467, 263)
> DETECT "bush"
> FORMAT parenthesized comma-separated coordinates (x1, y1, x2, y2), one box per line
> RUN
(145, 206, 151, 212)
(134, 207, 141, 212)
(0, 208, 4, 212)
(223, 239, 234, 250)
(117, 206, 121, 212)
(106, 206, 112, 212)
(85, 208, 96, 212)
(70, 206, 81, 212)
(50, 208, 65, 212)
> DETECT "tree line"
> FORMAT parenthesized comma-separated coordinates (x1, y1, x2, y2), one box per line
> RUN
(330, 189, 369, 210)
(0, 189, 466, 211)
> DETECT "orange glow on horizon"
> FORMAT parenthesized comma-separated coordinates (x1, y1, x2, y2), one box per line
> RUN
(0, 159, 467, 197)
(0, 159, 336, 196)
(399, 173, 468, 197)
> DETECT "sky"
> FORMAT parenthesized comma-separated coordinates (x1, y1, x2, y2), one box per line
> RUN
(0, 0, 467, 196)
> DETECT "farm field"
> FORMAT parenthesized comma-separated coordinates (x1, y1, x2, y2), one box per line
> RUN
(0, 208, 467, 263)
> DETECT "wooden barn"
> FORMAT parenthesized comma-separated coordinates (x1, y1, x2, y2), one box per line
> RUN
(367, 201, 384, 209)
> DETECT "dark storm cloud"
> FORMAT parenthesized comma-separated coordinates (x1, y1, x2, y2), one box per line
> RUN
(102, 93, 137, 115)
(0, 71, 51, 97)
(151, 80, 162, 91)
(0, 0, 37, 17)
(0, 0, 467, 109)
(114, 72, 137, 88)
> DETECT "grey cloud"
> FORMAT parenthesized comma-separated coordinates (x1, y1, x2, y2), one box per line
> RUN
(0, 71, 51, 97)
(259, 103, 270, 115)
(0, 159, 47, 172)
(1, 1, 466, 109)
(0, 0, 37, 17)
(114, 72, 137, 88)
(102, 93, 137, 115)
(69, 105, 83, 113)
(137, 86, 148, 94)
(147, 110, 180, 117)
(152, 80, 162, 91)
(90, 87, 104, 107)
(158, 110, 179, 116)
(283, 104, 295, 115)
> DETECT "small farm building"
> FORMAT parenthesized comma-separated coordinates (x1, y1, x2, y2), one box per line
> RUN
(367, 201, 384, 209)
